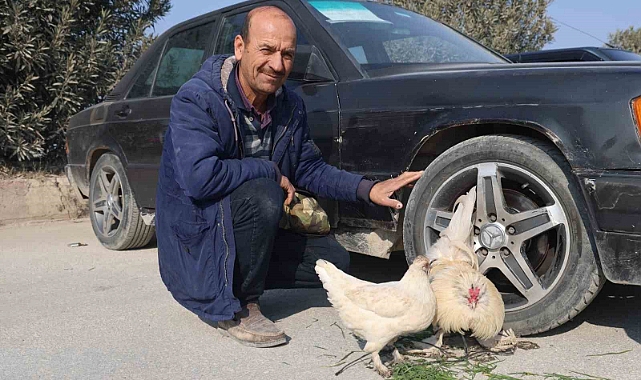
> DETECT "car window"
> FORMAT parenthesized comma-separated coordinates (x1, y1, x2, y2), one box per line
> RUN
(128, 47, 163, 99)
(215, 11, 318, 81)
(306, 0, 505, 72)
(215, 12, 246, 56)
(151, 23, 213, 97)
(383, 35, 475, 64)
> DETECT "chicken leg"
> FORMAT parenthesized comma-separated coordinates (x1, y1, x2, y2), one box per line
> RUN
(460, 333, 469, 357)
(371, 351, 391, 378)
(392, 347, 405, 364)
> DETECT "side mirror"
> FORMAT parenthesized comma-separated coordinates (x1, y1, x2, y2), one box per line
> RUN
(290, 45, 334, 83)
(304, 45, 334, 82)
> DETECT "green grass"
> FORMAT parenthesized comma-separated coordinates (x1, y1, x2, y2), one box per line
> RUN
(393, 360, 458, 380)
(390, 357, 611, 380)
(391, 331, 609, 380)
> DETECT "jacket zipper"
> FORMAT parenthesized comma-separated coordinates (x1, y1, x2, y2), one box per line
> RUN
(224, 99, 244, 158)
(219, 202, 230, 286)
(271, 105, 298, 159)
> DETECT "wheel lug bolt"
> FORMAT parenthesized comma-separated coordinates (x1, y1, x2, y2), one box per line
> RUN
(474, 227, 480, 235)
(477, 248, 488, 256)
(507, 226, 516, 235)
(489, 214, 497, 222)
(501, 248, 511, 257)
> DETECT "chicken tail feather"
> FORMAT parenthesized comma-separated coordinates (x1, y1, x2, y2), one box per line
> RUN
(314, 259, 336, 288)
(314, 259, 348, 306)
(433, 186, 478, 267)
(441, 186, 476, 244)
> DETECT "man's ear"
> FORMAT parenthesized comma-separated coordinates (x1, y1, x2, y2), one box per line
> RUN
(234, 35, 244, 61)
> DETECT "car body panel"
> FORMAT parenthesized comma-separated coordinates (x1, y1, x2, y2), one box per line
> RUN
(337, 63, 641, 175)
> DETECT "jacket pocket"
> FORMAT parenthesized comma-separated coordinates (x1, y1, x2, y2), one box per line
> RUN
(170, 208, 210, 254)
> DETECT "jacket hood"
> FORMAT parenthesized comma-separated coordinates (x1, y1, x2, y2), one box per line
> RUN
(192, 55, 233, 101)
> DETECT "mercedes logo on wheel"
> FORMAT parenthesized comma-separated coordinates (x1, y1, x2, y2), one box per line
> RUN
(479, 223, 506, 250)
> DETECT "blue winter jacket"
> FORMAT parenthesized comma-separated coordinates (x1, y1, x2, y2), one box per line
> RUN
(156, 55, 364, 322)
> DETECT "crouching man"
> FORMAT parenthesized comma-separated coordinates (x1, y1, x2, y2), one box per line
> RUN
(156, 6, 421, 348)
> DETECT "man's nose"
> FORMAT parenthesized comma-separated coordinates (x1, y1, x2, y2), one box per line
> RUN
(269, 53, 285, 74)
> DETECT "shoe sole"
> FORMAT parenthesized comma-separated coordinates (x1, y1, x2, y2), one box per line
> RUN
(217, 328, 287, 348)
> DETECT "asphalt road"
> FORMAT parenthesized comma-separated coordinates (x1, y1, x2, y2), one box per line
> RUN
(1, 220, 639, 380)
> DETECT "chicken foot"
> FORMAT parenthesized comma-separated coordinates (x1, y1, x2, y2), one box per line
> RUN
(476, 329, 518, 353)
(368, 344, 405, 378)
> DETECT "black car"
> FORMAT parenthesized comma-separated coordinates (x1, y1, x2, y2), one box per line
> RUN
(507, 46, 641, 63)
(65, 0, 641, 336)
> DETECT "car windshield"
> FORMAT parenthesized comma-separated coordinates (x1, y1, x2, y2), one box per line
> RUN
(602, 49, 641, 61)
(305, 0, 506, 72)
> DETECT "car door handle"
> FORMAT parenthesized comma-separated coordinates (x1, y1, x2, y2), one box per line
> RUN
(115, 106, 131, 118)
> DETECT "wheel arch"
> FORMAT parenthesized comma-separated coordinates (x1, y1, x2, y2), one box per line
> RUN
(85, 145, 128, 185)
(406, 121, 571, 173)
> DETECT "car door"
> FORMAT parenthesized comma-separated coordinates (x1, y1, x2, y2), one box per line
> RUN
(213, 2, 342, 224)
(107, 19, 218, 209)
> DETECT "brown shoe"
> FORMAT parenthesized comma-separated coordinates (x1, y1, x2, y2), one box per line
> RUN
(217, 302, 287, 348)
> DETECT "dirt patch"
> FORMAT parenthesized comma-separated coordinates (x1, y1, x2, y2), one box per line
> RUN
(0, 175, 88, 226)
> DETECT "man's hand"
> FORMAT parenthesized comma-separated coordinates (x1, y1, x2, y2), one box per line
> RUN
(280, 175, 296, 206)
(369, 171, 424, 209)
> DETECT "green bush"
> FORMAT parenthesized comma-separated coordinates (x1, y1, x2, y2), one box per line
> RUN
(0, 0, 170, 165)
(609, 26, 641, 54)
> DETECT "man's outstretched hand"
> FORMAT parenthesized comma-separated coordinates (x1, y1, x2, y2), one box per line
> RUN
(369, 171, 424, 209)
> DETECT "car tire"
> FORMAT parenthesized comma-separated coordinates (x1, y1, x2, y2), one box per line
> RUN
(89, 153, 155, 250)
(403, 135, 604, 336)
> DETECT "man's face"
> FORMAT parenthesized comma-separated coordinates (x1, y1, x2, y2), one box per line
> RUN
(234, 11, 296, 97)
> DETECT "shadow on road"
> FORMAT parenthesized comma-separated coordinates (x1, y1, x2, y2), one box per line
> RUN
(348, 251, 408, 283)
(538, 282, 641, 344)
(261, 251, 408, 321)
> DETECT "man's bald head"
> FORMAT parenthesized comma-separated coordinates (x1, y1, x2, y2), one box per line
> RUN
(233, 5, 297, 106)
(240, 6, 295, 43)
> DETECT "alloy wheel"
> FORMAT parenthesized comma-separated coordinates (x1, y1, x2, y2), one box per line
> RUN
(91, 166, 124, 238)
(423, 162, 570, 311)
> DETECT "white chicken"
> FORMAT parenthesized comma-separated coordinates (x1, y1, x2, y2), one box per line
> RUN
(422, 186, 514, 354)
(314, 255, 436, 377)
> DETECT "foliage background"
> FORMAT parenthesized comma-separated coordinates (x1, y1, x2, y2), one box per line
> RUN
(0, 0, 170, 166)
(608, 26, 641, 54)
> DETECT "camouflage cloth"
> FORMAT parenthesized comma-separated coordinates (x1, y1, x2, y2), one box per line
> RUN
(279, 192, 330, 236)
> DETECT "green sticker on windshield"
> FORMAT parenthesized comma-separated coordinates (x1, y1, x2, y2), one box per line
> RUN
(309, 1, 388, 23)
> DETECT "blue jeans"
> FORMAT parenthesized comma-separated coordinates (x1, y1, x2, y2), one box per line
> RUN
(230, 178, 350, 304)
